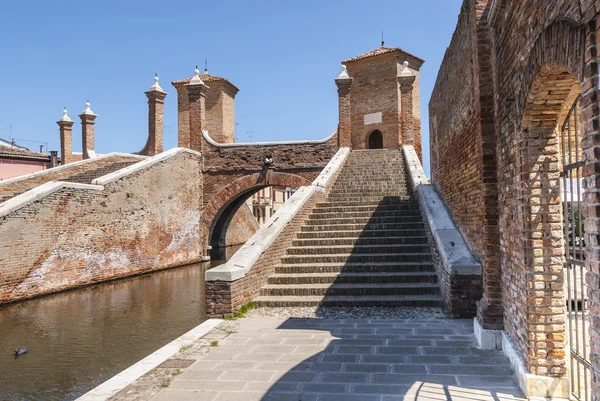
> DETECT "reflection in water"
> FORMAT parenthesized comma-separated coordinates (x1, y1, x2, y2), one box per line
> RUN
(210, 243, 243, 268)
(0, 263, 208, 401)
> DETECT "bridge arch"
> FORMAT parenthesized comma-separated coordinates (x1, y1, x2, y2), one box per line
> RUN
(203, 171, 310, 260)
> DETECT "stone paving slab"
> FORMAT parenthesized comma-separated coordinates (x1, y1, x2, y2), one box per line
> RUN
(114, 317, 526, 401)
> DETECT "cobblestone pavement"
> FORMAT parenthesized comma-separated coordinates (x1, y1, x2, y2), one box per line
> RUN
(112, 312, 525, 401)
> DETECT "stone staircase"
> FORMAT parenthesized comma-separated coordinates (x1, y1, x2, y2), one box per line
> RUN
(255, 149, 442, 307)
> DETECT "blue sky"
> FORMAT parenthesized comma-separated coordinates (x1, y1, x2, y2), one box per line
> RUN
(0, 0, 462, 176)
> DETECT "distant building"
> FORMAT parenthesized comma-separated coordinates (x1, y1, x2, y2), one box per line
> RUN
(246, 186, 296, 225)
(0, 138, 54, 181)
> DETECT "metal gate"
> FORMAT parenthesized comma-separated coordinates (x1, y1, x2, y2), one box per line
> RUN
(560, 95, 591, 400)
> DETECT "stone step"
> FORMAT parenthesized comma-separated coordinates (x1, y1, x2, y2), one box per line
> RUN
(281, 252, 432, 264)
(305, 216, 423, 226)
(275, 262, 435, 274)
(259, 282, 439, 297)
(286, 244, 430, 255)
(295, 229, 427, 239)
(309, 210, 420, 220)
(325, 196, 412, 203)
(254, 294, 443, 308)
(316, 199, 417, 208)
(292, 236, 429, 247)
(310, 205, 420, 214)
(267, 272, 438, 285)
(300, 222, 426, 232)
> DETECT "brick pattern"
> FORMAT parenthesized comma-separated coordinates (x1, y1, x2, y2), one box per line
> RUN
(0, 155, 141, 202)
(429, 0, 600, 383)
(0, 151, 203, 304)
(139, 89, 167, 156)
(205, 191, 323, 317)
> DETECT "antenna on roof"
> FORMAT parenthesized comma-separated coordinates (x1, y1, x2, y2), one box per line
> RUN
(381, 31, 384, 47)
(204, 59, 208, 74)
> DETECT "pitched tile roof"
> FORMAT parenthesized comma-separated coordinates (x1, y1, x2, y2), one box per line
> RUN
(171, 72, 239, 91)
(342, 46, 425, 64)
(0, 145, 51, 160)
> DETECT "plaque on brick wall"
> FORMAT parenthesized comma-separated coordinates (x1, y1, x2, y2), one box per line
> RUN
(364, 112, 382, 125)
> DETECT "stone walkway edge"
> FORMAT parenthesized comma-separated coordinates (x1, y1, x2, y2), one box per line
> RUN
(76, 319, 223, 401)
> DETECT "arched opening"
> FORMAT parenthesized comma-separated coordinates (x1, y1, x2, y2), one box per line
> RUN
(368, 130, 383, 149)
(204, 172, 309, 261)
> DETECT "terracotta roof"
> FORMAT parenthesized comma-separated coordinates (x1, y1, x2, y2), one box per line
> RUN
(0, 146, 51, 160)
(171, 72, 239, 91)
(342, 46, 425, 64)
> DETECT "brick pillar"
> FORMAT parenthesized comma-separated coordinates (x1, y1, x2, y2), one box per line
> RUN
(399, 71, 417, 157)
(57, 108, 74, 165)
(144, 76, 167, 156)
(79, 101, 97, 159)
(581, 16, 600, 401)
(186, 69, 208, 152)
(335, 65, 353, 148)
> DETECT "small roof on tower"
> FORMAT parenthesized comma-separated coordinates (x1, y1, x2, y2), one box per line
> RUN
(342, 46, 425, 66)
(172, 72, 239, 92)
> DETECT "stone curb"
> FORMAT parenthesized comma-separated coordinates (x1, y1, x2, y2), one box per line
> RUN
(202, 129, 337, 148)
(0, 181, 104, 217)
(0, 152, 147, 188)
(75, 319, 223, 401)
(92, 148, 202, 186)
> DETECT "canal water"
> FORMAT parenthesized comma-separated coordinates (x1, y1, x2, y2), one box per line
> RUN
(0, 260, 217, 401)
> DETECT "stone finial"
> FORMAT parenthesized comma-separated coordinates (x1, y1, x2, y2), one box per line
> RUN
(81, 101, 97, 116)
(399, 61, 412, 77)
(149, 74, 164, 92)
(338, 64, 350, 79)
(59, 108, 73, 122)
(189, 65, 205, 85)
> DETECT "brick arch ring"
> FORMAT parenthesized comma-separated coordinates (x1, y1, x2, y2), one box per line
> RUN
(203, 171, 310, 258)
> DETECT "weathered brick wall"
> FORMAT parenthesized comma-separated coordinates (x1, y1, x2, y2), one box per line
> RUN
(205, 191, 324, 317)
(0, 155, 143, 202)
(430, 0, 600, 383)
(0, 151, 203, 304)
(225, 203, 259, 247)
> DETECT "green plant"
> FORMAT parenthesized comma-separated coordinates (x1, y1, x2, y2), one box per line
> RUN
(210, 340, 219, 347)
(126, 192, 134, 198)
(160, 378, 171, 387)
(179, 344, 191, 352)
(224, 328, 237, 335)
(223, 301, 258, 320)
(172, 369, 182, 376)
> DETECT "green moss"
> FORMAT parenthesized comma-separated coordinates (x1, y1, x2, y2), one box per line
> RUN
(223, 301, 258, 321)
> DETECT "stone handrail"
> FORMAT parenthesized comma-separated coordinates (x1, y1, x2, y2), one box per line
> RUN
(92, 148, 201, 185)
(0, 152, 146, 188)
(0, 148, 201, 218)
(206, 146, 350, 282)
(402, 145, 481, 276)
(202, 129, 337, 148)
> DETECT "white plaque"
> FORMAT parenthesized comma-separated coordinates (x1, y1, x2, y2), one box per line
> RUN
(364, 112, 382, 125)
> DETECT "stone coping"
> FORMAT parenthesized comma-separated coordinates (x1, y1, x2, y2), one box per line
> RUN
(92, 148, 201, 186)
(0, 152, 146, 188)
(0, 181, 104, 217)
(202, 129, 337, 148)
(401, 146, 480, 277)
(206, 146, 349, 282)
(75, 319, 223, 401)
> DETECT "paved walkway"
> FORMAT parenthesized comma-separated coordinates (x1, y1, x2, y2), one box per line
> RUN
(145, 317, 525, 401)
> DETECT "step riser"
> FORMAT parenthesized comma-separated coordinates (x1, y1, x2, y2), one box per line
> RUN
(267, 275, 438, 285)
(305, 217, 423, 225)
(256, 299, 443, 308)
(316, 200, 417, 207)
(309, 211, 421, 219)
(296, 230, 427, 239)
(286, 245, 430, 255)
(301, 223, 426, 232)
(275, 265, 436, 274)
(281, 254, 432, 264)
(292, 237, 429, 246)
(260, 287, 439, 297)
(311, 206, 420, 214)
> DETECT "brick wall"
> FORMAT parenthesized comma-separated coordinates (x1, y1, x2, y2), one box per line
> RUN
(0, 155, 142, 202)
(205, 191, 324, 317)
(0, 151, 203, 304)
(430, 0, 600, 383)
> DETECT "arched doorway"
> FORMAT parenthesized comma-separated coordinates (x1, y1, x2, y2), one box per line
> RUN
(368, 130, 383, 149)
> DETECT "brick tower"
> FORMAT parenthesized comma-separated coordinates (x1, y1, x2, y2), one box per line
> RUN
(172, 69, 239, 145)
(337, 46, 424, 160)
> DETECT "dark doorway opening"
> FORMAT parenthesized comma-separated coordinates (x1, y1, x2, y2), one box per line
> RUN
(368, 130, 383, 149)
